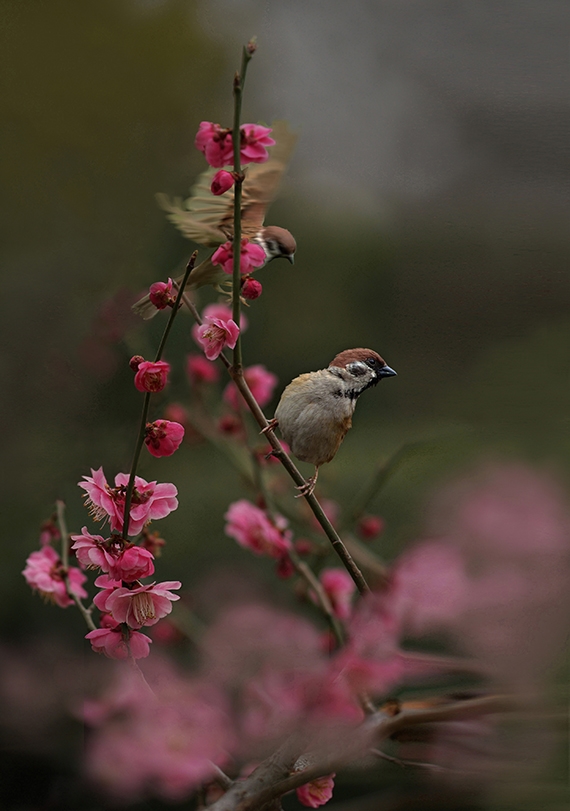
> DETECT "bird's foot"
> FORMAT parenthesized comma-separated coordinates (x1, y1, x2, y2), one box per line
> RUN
(260, 418, 278, 435)
(295, 471, 318, 499)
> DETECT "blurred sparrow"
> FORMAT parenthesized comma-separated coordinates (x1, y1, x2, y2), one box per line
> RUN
(271, 349, 397, 496)
(133, 121, 297, 318)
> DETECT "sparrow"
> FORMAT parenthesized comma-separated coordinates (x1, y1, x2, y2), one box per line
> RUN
(271, 349, 397, 496)
(133, 120, 297, 319)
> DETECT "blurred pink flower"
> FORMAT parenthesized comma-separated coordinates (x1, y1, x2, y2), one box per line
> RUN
(39, 518, 60, 546)
(133, 360, 170, 393)
(85, 664, 232, 801)
(296, 774, 335, 808)
(79, 467, 178, 536)
(195, 316, 240, 361)
(144, 419, 185, 458)
(210, 169, 234, 195)
(186, 353, 220, 384)
(357, 514, 385, 540)
(86, 622, 152, 660)
(211, 239, 266, 276)
(97, 579, 182, 629)
(194, 121, 233, 167)
(223, 364, 278, 410)
(225, 500, 292, 558)
(22, 546, 87, 608)
(239, 123, 275, 163)
(148, 278, 175, 310)
(318, 568, 356, 620)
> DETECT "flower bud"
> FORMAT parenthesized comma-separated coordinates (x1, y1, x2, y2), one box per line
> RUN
(129, 355, 145, 372)
(210, 170, 235, 196)
(148, 278, 175, 310)
(241, 276, 263, 300)
(357, 514, 385, 540)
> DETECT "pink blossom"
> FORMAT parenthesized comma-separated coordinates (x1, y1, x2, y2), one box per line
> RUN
(186, 353, 220, 384)
(210, 169, 235, 195)
(239, 123, 275, 164)
(224, 500, 292, 558)
(195, 317, 240, 361)
(192, 302, 248, 336)
(71, 528, 116, 572)
(84, 665, 232, 801)
(79, 467, 178, 536)
(113, 545, 155, 582)
(98, 580, 182, 628)
(296, 774, 335, 808)
(241, 276, 263, 300)
(86, 622, 152, 660)
(211, 239, 266, 276)
(133, 360, 170, 393)
(318, 568, 356, 620)
(22, 546, 87, 608)
(224, 364, 278, 410)
(39, 518, 60, 546)
(148, 278, 175, 310)
(194, 121, 233, 167)
(144, 419, 185, 458)
(357, 514, 385, 540)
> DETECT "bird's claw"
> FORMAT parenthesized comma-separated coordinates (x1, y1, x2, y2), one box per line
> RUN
(295, 473, 318, 499)
(260, 418, 278, 435)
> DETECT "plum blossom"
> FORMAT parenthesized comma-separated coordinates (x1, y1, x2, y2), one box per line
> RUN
(195, 316, 240, 361)
(84, 664, 232, 801)
(210, 169, 234, 195)
(144, 419, 185, 458)
(357, 514, 385, 540)
(241, 276, 263, 300)
(186, 353, 220, 385)
(86, 617, 152, 660)
(296, 774, 335, 808)
(195, 121, 274, 168)
(148, 278, 175, 310)
(72, 529, 156, 581)
(318, 568, 356, 620)
(22, 546, 87, 608)
(211, 239, 266, 276)
(224, 500, 292, 558)
(239, 123, 276, 163)
(79, 467, 178, 536)
(133, 359, 171, 393)
(191, 302, 248, 340)
(224, 364, 278, 410)
(95, 578, 181, 628)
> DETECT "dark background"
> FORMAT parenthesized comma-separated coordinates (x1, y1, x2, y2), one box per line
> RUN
(1, 1, 569, 805)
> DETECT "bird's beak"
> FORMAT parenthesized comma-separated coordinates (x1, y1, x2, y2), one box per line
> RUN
(285, 254, 295, 265)
(379, 366, 397, 378)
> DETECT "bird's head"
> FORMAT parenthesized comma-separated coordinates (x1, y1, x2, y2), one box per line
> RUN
(261, 226, 296, 264)
(329, 348, 397, 392)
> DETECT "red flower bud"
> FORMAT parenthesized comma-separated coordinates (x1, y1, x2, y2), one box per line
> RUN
(241, 276, 263, 300)
(357, 514, 385, 540)
(129, 355, 145, 372)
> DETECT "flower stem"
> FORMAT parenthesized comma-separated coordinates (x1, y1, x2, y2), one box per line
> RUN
(122, 253, 197, 537)
(231, 44, 255, 374)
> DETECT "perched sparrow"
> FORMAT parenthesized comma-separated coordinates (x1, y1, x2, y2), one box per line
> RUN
(272, 349, 397, 496)
(133, 121, 297, 319)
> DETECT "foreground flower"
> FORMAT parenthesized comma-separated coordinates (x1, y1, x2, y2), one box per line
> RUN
(148, 278, 175, 310)
(211, 239, 266, 276)
(96, 579, 182, 628)
(86, 616, 152, 660)
(195, 317, 240, 361)
(318, 568, 356, 620)
(22, 546, 87, 608)
(210, 169, 235, 195)
(296, 774, 335, 808)
(133, 360, 171, 393)
(239, 124, 276, 163)
(224, 500, 292, 558)
(144, 420, 185, 458)
(224, 364, 278, 410)
(241, 276, 263, 300)
(79, 467, 178, 536)
(71, 529, 155, 581)
(194, 121, 233, 167)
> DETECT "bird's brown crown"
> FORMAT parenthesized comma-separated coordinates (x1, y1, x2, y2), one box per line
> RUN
(262, 225, 297, 255)
(329, 348, 386, 369)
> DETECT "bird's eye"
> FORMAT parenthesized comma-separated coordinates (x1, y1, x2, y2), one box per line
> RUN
(365, 357, 378, 367)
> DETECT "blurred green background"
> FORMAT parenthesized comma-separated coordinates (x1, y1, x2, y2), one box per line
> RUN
(3, 0, 570, 635)
(1, 1, 569, 807)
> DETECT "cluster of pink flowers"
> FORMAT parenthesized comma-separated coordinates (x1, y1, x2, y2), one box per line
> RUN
(195, 121, 275, 168)
(211, 238, 266, 276)
(79, 467, 178, 537)
(224, 500, 292, 559)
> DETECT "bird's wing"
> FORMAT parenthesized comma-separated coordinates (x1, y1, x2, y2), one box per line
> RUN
(159, 121, 297, 243)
